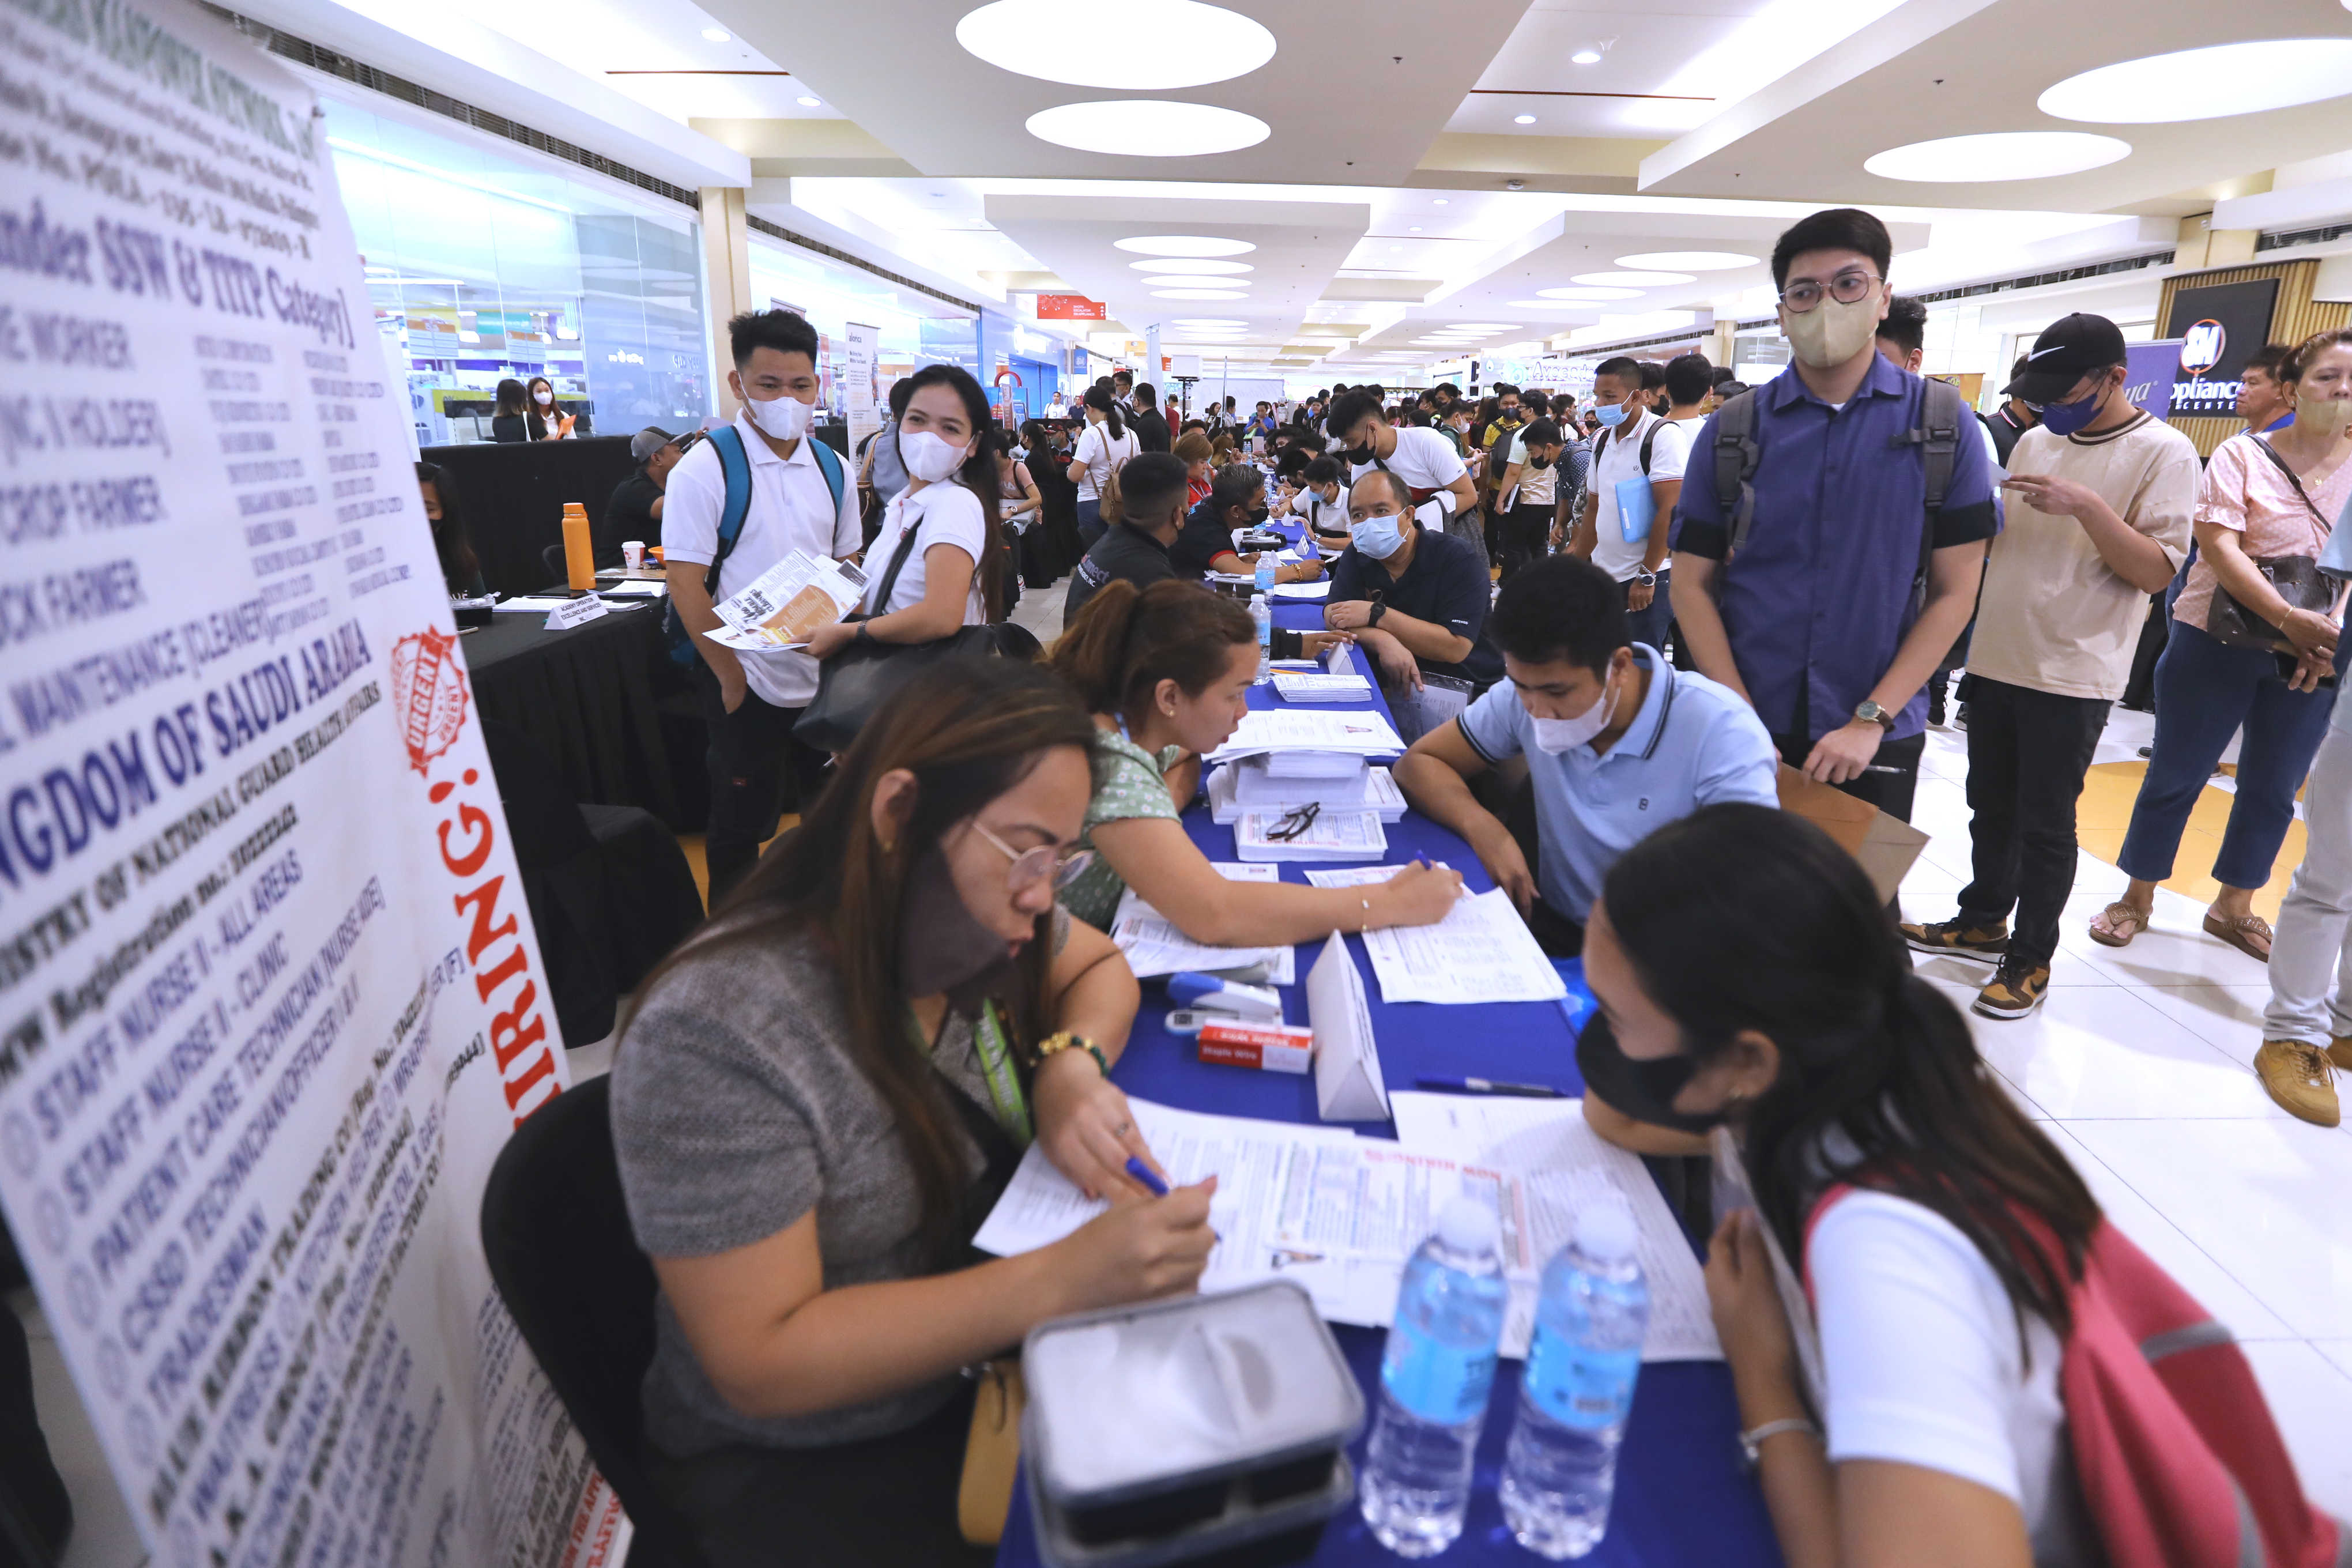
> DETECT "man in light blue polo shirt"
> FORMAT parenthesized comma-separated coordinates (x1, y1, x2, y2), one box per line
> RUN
(1396, 556, 1778, 954)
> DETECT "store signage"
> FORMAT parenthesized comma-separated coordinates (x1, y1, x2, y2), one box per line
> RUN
(2123, 340, 2181, 422)
(2161, 277, 2281, 417)
(0, 3, 620, 1566)
(845, 323, 881, 450)
(1037, 294, 1107, 321)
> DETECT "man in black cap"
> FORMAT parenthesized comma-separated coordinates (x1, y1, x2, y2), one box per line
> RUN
(1902, 312, 2198, 1021)
(602, 425, 683, 566)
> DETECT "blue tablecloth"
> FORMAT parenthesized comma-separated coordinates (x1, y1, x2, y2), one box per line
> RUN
(995, 534, 1782, 1567)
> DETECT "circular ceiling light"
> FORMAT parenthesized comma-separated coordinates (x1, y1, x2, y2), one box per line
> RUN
(1614, 250, 1757, 272)
(1152, 288, 1247, 299)
(1571, 49, 1601, 64)
(1117, 235, 1256, 258)
(1172, 316, 1246, 326)
(1027, 101, 1269, 157)
(1864, 131, 2129, 182)
(1573, 270, 1694, 287)
(701, 26, 729, 40)
(1141, 274, 1252, 290)
(958, 0, 1275, 89)
(1506, 300, 1603, 311)
(1432, 198, 1449, 206)
(1537, 286, 1643, 301)
(1513, 114, 1536, 125)
(2037, 40, 2352, 124)
(1129, 258, 1252, 274)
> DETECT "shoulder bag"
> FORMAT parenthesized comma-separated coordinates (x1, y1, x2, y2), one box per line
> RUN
(793, 489, 1006, 753)
(2206, 436, 2338, 653)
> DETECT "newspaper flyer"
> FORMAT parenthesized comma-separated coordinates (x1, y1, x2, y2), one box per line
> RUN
(707, 548, 867, 650)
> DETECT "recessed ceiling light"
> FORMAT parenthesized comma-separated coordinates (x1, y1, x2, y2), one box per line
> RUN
(1864, 131, 2129, 182)
(2037, 40, 2352, 124)
(1573, 270, 1694, 287)
(702, 26, 729, 40)
(957, 0, 1275, 89)
(1507, 300, 1604, 311)
(1143, 274, 1252, 289)
(1513, 114, 1536, 125)
(1614, 250, 1757, 272)
(1026, 101, 1269, 156)
(1116, 235, 1256, 258)
(1129, 258, 1252, 274)
(1571, 48, 1601, 64)
(1432, 198, 1449, 206)
(1152, 288, 1247, 299)
(1538, 286, 1644, 301)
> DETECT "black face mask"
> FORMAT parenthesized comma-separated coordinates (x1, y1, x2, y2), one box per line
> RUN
(1574, 1013, 1729, 1136)
(898, 846, 1021, 1013)
(1529, 454, 1554, 470)
(1346, 442, 1375, 465)
(1245, 507, 1270, 527)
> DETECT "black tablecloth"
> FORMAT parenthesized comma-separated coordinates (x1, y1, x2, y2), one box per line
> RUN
(462, 604, 702, 831)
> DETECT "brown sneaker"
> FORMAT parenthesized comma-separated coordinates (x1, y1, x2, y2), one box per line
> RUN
(2332, 1037, 2352, 1073)
(1901, 916, 2010, 964)
(2256, 1040, 2340, 1127)
(1972, 957, 2049, 1020)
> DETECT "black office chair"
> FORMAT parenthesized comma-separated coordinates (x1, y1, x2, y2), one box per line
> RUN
(479, 1076, 708, 1568)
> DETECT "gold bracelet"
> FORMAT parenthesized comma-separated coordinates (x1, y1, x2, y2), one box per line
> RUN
(1036, 1031, 1107, 1076)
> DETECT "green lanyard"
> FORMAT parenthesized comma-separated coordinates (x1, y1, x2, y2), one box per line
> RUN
(963, 1000, 1034, 1148)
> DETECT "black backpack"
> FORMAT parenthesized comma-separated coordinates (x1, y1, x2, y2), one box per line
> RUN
(1706, 375, 1969, 616)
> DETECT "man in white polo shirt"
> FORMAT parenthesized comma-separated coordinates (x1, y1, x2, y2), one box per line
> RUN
(1329, 385, 1487, 581)
(662, 308, 860, 899)
(1570, 355, 1692, 655)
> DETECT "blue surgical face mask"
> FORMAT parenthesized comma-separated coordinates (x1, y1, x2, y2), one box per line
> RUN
(1350, 511, 1405, 560)
(2034, 379, 2109, 437)
(1593, 402, 1630, 428)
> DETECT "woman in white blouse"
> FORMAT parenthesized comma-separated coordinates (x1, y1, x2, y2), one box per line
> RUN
(1066, 383, 1137, 549)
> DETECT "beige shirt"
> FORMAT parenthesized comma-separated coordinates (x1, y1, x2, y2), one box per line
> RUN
(1968, 415, 2199, 700)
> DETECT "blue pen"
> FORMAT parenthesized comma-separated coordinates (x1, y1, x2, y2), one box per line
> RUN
(1126, 1157, 1220, 1242)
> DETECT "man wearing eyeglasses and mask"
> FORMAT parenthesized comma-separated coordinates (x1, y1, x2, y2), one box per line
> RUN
(1325, 469, 1500, 740)
(1669, 207, 1997, 826)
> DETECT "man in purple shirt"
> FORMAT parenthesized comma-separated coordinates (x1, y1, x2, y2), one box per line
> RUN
(1669, 208, 1997, 823)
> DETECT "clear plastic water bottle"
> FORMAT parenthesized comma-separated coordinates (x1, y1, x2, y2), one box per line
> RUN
(1499, 1196, 1649, 1558)
(1250, 593, 1272, 683)
(1360, 1197, 1509, 1558)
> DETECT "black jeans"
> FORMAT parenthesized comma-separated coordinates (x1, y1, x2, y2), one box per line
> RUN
(1494, 502, 1554, 581)
(1955, 677, 2109, 968)
(1773, 728, 1927, 823)
(696, 662, 834, 903)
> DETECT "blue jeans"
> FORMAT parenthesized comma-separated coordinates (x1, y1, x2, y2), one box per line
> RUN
(1076, 497, 1105, 550)
(1622, 570, 1672, 654)
(2119, 619, 2336, 890)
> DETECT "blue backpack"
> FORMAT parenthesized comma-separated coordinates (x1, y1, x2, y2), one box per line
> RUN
(662, 425, 847, 666)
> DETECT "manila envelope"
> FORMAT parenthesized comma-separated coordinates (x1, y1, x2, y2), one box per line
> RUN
(1776, 764, 1930, 904)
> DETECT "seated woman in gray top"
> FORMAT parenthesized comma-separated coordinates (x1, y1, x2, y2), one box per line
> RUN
(612, 657, 1215, 1565)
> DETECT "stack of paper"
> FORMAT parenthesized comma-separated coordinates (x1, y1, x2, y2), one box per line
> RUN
(1207, 710, 1405, 765)
(1273, 670, 1373, 703)
(1209, 764, 1404, 824)
(1360, 888, 1567, 1004)
(1301, 861, 1449, 889)
(706, 549, 869, 651)
(1109, 863, 1295, 985)
(1235, 808, 1386, 863)
(1272, 580, 1332, 600)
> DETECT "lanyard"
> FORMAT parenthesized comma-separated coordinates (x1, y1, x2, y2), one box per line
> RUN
(967, 1000, 1033, 1147)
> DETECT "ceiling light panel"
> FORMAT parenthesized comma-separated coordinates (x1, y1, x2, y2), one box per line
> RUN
(2037, 40, 2352, 125)
(1537, 287, 1644, 301)
(1613, 251, 1757, 272)
(1129, 258, 1252, 274)
(1142, 275, 1253, 290)
(1153, 288, 1247, 299)
(957, 0, 1275, 89)
(1863, 132, 2129, 182)
(1572, 271, 1694, 287)
(1115, 235, 1257, 257)
(1026, 101, 1269, 157)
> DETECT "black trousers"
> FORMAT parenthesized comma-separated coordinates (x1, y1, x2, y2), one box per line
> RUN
(1773, 728, 1927, 824)
(1496, 502, 1552, 581)
(696, 663, 834, 903)
(1955, 676, 2110, 968)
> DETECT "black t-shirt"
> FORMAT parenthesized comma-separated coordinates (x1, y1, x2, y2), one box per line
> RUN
(1171, 498, 1254, 579)
(1131, 409, 1172, 454)
(601, 467, 663, 566)
(1328, 524, 1501, 684)
(1064, 522, 1175, 621)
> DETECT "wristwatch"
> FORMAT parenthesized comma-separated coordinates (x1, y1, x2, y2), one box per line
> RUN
(1853, 700, 1896, 731)
(1632, 569, 1659, 587)
(1367, 593, 1389, 628)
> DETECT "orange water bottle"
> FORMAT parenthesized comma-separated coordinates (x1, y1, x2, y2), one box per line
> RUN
(561, 502, 594, 593)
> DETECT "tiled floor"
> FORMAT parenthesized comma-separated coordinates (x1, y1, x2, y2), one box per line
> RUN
(14, 696, 2351, 1564)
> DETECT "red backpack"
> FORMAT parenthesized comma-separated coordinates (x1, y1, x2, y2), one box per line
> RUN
(1806, 1186, 2345, 1568)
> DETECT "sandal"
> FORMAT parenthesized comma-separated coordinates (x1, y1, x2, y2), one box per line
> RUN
(2088, 902, 2148, 948)
(2202, 911, 2273, 963)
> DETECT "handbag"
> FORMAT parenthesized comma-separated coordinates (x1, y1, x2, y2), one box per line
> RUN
(793, 492, 1004, 753)
(2205, 437, 2336, 653)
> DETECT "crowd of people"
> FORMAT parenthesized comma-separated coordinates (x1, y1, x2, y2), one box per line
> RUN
(433, 201, 2352, 1565)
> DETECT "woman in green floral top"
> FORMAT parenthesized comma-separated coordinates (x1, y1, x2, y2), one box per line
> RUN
(1049, 579, 1461, 938)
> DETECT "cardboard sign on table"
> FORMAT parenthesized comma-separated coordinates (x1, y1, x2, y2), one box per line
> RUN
(1307, 932, 1390, 1120)
(1774, 763, 1931, 903)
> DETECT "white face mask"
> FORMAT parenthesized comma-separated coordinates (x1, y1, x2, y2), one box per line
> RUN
(745, 390, 813, 442)
(901, 428, 968, 483)
(533, 388, 553, 406)
(1781, 293, 1881, 370)
(1526, 673, 1618, 755)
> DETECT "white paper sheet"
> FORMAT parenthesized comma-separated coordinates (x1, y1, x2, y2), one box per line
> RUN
(494, 595, 577, 612)
(1207, 709, 1405, 763)
(1359, 888, 1568, 1004)
(1272, 579, 1332, 599)
(1235, 808, 1386, 862)
(1302, 861, 1450, 888)
(709, 548, 868, 649)
(1109, 864, 1295, 985)
(1273, 672, 1374, 703)
(1388, 1092, 1722, 1362)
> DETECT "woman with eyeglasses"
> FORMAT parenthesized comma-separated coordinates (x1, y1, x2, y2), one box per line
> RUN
(1048, 579, 1461, 942)
(614, 657, 1213, 1566)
